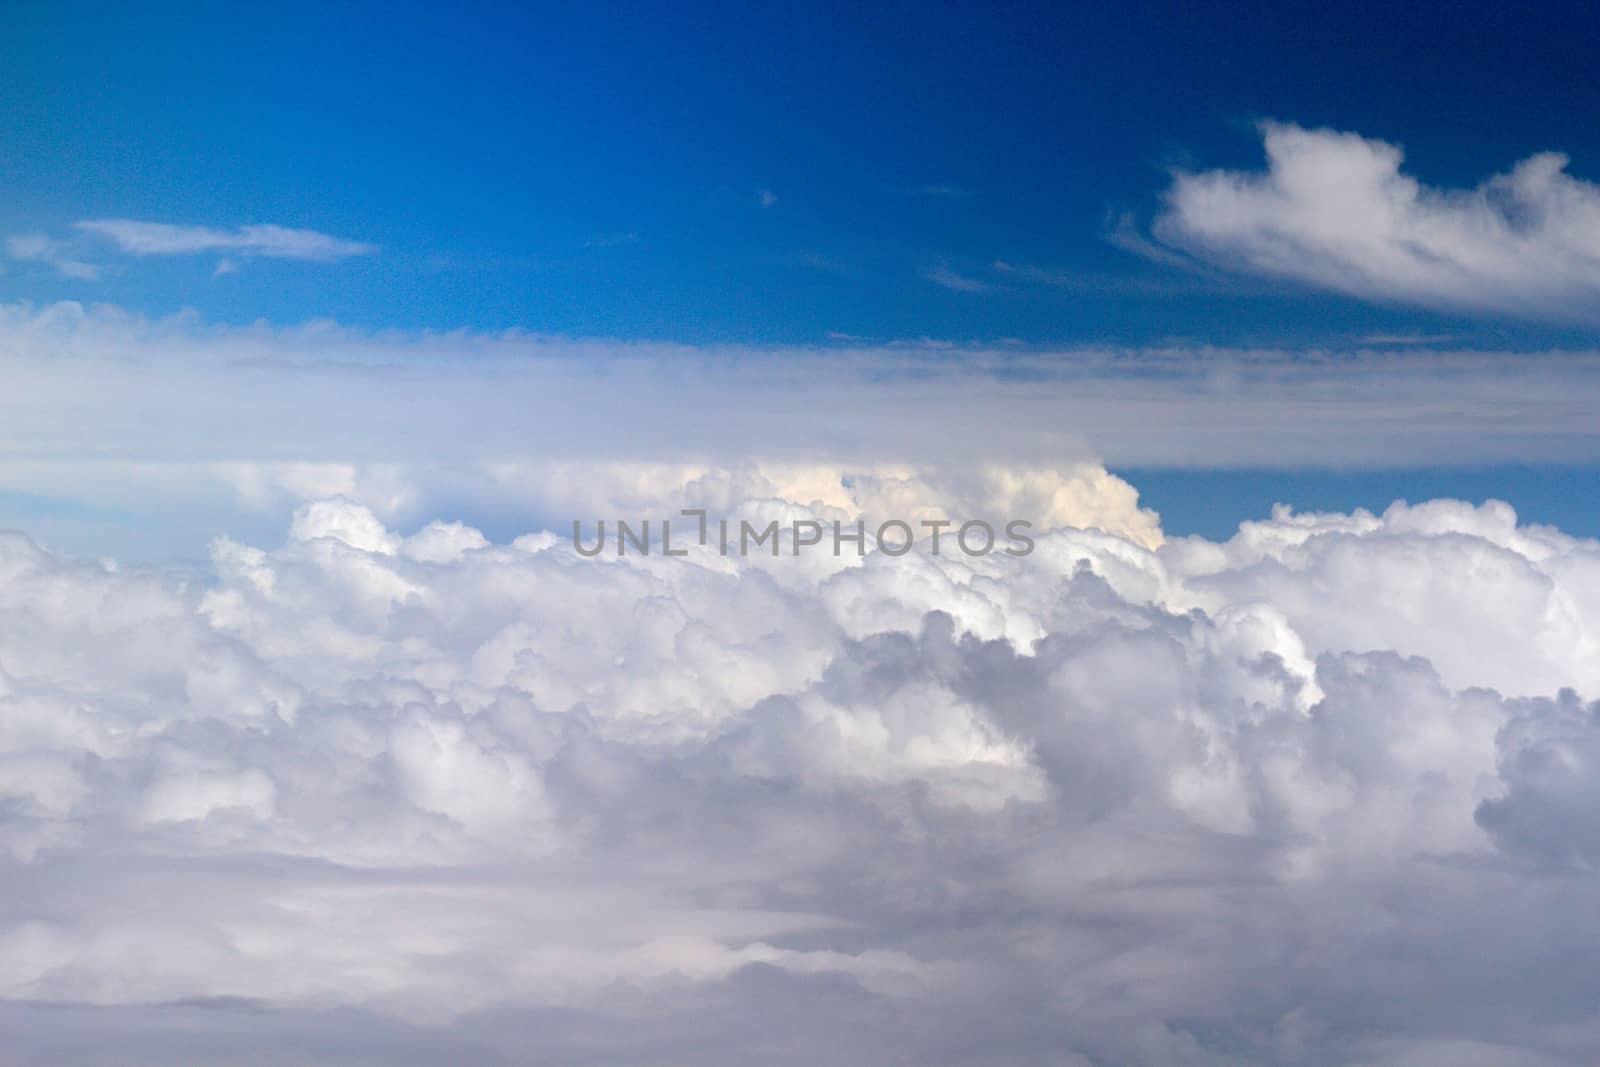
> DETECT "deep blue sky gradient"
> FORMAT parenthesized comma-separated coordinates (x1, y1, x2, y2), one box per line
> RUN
(5, 0, 1600, 345)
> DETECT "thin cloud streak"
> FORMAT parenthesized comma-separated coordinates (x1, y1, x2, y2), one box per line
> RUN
(5, 235, 99, 279)
(74, 220, 377, 261)
(923, 265, 991, 292)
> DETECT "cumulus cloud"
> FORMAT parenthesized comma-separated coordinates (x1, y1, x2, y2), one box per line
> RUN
(1158, 121, 1600, 319)
(4, 474, 1600, 1062)
(73, 219, 375, 261)
(4, 298, 1600, 1060)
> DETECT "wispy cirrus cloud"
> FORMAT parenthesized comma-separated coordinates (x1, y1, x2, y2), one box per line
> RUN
(5, 234, 99, 279)
(1157, 121, 1600, 321)
(922, 264, 991, 292)
(991, 258, 1083, 288)
(1102, 210, 1206, 271)
(74, 219, 376, 261)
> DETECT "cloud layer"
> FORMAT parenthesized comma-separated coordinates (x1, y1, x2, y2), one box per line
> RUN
(6, 302, 1600, 472)
(4, 472, 1600, 1063)
(1159, 122, 1600, 320)
(5, 299, 1600, 561)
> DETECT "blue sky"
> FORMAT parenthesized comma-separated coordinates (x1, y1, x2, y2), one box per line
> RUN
(7, 0, 1600, 542)
(5, 0, 1600, 344)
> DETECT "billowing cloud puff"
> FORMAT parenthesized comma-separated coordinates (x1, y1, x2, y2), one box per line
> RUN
(5, 474, 1600, 1064)
(1158, 122, 1600, 320)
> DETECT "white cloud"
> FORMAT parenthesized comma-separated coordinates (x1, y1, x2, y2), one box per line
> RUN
(1158, 121, 1600, 319)
(2, 481, 1600, 1062)
(3, 302, 1600, 475)
(5, 300, 1600, 1059)
(5, 234, 98, 279)
(73, 219, 376, 261)
(923, 264, 991, 292)
(6, 300, 1600, 561)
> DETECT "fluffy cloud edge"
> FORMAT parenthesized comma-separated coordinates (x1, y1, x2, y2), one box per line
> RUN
(1156, 121, 1600, 320)
(1, 475, 1599, 1061)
